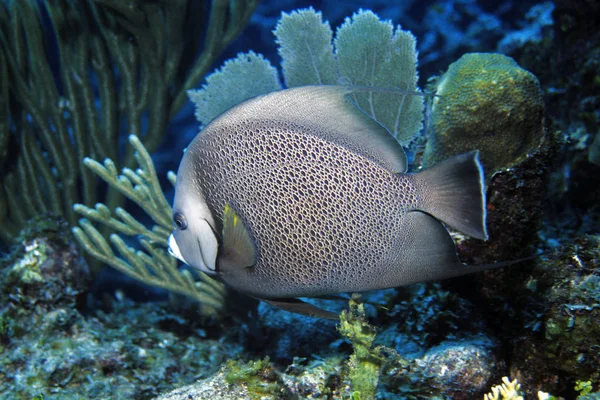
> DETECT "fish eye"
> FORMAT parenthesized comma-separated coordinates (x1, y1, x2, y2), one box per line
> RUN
(173, 213, 188, 230)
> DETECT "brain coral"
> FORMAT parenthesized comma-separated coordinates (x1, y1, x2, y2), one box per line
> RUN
(423, 53, 546, 175)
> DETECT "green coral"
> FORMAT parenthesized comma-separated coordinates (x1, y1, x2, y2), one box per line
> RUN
(72, 135, 228, 316)
(423, 52, 546, 175)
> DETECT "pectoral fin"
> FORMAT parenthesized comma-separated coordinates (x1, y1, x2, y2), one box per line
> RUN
(263, 298, 339, 320)
(219, 204, 256, 270)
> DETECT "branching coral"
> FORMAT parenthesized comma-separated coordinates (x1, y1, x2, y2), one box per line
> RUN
(483, 378, 569, 400)
(0, 0, 258, 244)
(73, 135, 227, 315)
(484, 377, 524, 400)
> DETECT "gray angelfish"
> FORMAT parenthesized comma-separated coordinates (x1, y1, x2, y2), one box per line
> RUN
(168, 85, 493, 319)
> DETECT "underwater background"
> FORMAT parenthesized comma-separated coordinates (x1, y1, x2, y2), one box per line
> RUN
(0, 0, 598, 399)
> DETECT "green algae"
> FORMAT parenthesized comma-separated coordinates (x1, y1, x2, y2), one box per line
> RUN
(338, 295, 411, 400)
(223, 357, 285, 399)
(0, 296, 245, 399)
(339, 297, 381, 399)
(576, 381, 594, 397)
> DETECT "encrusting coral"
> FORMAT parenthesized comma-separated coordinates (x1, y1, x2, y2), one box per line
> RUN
(423, 52, 547, 177)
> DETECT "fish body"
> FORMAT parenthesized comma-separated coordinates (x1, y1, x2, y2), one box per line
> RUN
(169, 85, 489, 317)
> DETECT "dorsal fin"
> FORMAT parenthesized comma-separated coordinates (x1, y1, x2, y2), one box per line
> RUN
(219, 204, 256, 270)
(211, 85, 410, 173)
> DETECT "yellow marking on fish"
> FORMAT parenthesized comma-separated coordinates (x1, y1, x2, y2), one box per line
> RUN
(224, 203, 239, 227)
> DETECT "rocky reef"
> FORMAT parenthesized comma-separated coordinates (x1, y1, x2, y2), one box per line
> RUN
(1, 1, 599, 399)
(0, 227, 245, 398)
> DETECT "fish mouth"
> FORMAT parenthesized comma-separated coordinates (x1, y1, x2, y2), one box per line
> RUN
(168, 233, 218, 275)
(168, 234, 188, 265)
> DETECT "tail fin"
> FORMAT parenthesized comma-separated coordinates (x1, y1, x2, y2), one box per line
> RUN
(412, 151, 488, 240)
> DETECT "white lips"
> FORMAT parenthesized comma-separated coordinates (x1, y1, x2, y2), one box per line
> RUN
(168, 234, 188, 265)
(168, 225, 218, 276)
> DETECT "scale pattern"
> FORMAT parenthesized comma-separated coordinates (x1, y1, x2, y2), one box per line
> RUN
(183, 119, 420, 298)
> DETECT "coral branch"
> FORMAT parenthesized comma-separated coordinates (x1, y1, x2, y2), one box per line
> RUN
(73, 135, 227, 315)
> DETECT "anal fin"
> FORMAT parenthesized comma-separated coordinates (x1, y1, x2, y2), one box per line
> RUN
(263, 298, 339, 320)
(395, 211, 468, 284)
